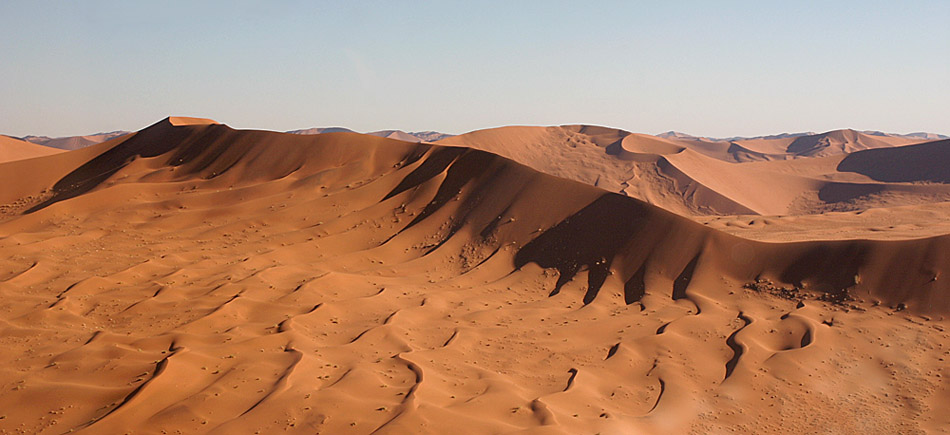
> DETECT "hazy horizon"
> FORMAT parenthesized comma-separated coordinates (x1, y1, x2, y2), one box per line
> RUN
(6, 117, 949, 142)
(2, 1, 948, 138)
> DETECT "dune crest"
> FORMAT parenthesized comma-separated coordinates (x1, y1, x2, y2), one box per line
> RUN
(166, 116, 220, 126)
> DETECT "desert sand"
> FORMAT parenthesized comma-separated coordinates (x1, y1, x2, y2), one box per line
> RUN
(0, 118, 947, 433)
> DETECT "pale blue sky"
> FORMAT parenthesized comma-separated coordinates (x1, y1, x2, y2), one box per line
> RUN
(1, 1, 947, 137)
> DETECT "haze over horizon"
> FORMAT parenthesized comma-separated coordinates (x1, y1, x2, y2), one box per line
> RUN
(2, 1, 948, 138)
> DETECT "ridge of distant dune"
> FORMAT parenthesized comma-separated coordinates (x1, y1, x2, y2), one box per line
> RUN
(730, 129, 925, 160)
(286, 126, 356, 135)
(0, 135, 65, 163)
(22, 131, 132, 151)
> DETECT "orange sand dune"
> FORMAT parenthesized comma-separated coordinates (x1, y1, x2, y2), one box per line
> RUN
(0, 135, 65, 163)
(729, 129, 926, 160)
(661, 129, 927, 163)
(438, 126, 950, 217)
(0, 118, 948, 433)
(167, 116, 220, 126)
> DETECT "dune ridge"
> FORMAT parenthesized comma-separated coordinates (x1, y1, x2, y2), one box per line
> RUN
(0, 119, 947, 433)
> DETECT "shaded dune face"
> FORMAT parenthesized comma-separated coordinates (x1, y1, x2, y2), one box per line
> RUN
(836, 139, 950, 183)
(0, 119, 948, 433)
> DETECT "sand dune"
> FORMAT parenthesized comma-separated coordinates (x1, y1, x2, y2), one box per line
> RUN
(0, 135, 65, 163)
(14, 117, 213, 152)
(438, 126, 950, 218)
(287, 127, 358, 135)
(0, 118, 947, 433)
(729, 129, 925, 160)
(837, 139, 950, 183)
(22, 131, 131, 151)
(660, 129, 939, 161)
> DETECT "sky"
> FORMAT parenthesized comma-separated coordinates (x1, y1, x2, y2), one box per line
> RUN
(1, 1, 948, 138)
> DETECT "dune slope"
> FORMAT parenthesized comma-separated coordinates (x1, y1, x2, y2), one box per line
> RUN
(0, 135, 65, 163)
(0, 119, 947, 433)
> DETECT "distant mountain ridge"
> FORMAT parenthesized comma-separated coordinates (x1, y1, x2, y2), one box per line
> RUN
(21, 131, 132, 150)
(287, 127, 454, 143)
(658, 130, 948, 142)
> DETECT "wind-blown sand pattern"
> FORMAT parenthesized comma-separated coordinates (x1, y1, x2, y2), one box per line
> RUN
(0, 118, 947, 433)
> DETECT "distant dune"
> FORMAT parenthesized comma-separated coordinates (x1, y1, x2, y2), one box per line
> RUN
(660, 129, 946, 144)
(729, 129, 925, 160)
(0, 118, 947, 433)
(0, 135, 65, 163)
(22, 131, 131, 151)
(437, 126, 950, 219)
(289, 127, 453, 143)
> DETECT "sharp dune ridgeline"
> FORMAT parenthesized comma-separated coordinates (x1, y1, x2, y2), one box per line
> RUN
(0, 118, 948, 433)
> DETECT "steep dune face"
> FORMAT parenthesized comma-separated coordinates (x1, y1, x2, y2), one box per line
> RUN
(655, 149, 819, 215)
(0, 120, 948, 433)
(0, 133, 135, 211)
(0, 135, 65, 163)
(837, 139, 950, 183)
